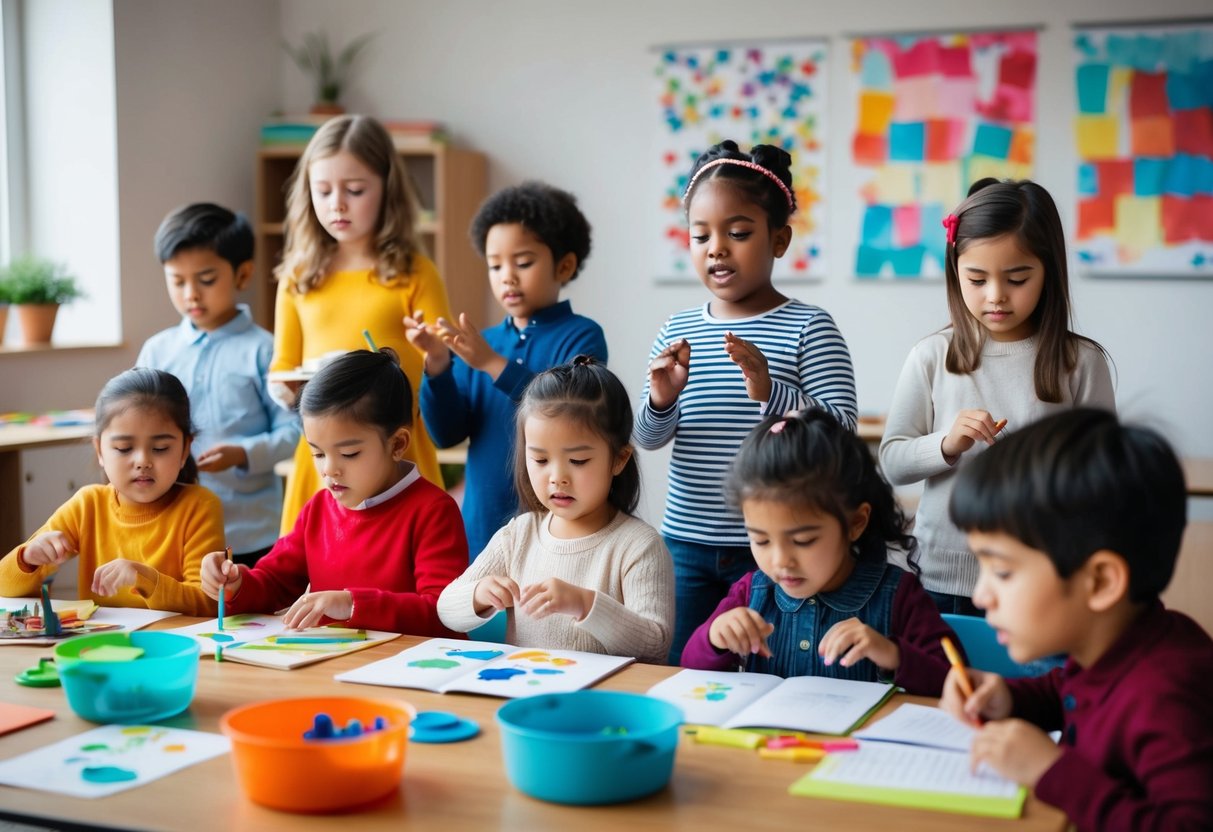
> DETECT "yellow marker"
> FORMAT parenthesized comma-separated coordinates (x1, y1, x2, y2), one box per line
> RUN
(758, 747, 826, 762)
(692, 726, 768, 749)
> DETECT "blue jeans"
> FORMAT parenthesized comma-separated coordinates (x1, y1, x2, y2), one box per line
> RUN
(665, 536, 757, 666)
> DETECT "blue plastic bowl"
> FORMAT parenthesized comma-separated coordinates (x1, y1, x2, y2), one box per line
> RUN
(55, 631, 200, 723)
(496, 691, 683, 805)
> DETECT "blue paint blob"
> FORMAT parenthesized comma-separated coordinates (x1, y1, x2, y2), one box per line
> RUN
(477, 667, 526, 682)
(81, 766, 138, 784)
(531, 668, 564, 676)
(445, 649, 504, 661)
(211, 633, 235, 643)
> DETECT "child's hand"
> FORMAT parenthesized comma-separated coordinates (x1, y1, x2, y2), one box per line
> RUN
(436, 313, 508, 380)
(20, 531, 77, 568)
(708, 608, 774, 658)
(200, 551, 242, 601)
(941, 410, 1006, 460)
(941, 667, 1013, 726)
(819, 617, 900, 671)
(283, 590, 353, 629)
(519, 578, 595, 621)
(970, 719, 1061, 786)
(648, 338, 691, 410)
(473, 575, 521, 616)
(723, 332, 772, 403)
(403, 310, 451, 375)
(91, 558, 155, 597)
(195, 444, 248, 473)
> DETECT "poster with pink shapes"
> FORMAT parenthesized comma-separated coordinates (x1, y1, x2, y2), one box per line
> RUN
(847, 30, 1038, 279)
(653, 40, 829, 282)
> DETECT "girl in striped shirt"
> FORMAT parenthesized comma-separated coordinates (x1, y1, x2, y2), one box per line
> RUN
(635, 140, 857, 664)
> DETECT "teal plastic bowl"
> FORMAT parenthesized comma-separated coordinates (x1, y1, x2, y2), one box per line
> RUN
(496, 691, 683, 805)
(55, 631, 200, 723)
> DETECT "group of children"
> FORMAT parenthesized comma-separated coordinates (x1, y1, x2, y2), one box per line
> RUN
(1, 114, 1209, 828)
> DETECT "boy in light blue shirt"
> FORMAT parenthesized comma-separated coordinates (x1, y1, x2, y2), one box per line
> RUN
(138, 203, 300, 565)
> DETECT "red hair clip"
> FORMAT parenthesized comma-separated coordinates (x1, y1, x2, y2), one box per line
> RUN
(942, 214, 959, 245)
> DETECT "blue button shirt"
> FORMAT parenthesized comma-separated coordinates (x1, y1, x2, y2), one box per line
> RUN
(137, 305, 301, 553)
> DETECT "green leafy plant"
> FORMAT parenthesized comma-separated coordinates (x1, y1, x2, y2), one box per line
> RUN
(282, 31, 374, 105)
(0, 256, 85, 305)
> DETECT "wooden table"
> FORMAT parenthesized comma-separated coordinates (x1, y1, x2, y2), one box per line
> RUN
(0, 421, 94, 551)
(0, 628, 1066, 832)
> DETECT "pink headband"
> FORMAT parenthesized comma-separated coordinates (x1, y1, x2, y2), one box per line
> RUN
(682, 158, 796, 213)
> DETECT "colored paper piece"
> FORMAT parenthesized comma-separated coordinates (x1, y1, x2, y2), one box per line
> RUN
(1095, 160, 1135, 197)
(1163, 155, 1199, 197)
(0, 702, 55, 736)
(921, 163, 962, 205)
(861, 205, 894, 249)
(893, 205, 922, 247)
(860, 48, 893, 89)
(1075, 115, 1119, 160)
(1162, 195, 1198, 243)
(1008, 128, 1034, 165)
(1195, 195, 1213, 241)
(1077, 196, 1116, 240)
(1193, 157, 1213, 196)
(981, 84, 1034, 123)
(939, 46, 971, 78)
(856, 244, 890, 276)
(858, 91, 895, 135)
(934, 78, 978, 119)
(853, 133, 887, 165)
(1129, 72, 1170, 119)
(1134, 158, 1169, 197)
(967, 157, 1028, 187)
(1078, 163, 1099, 196)
(1131, 115, 1175, 157)
(888, 122, 926, 161)
(925, 119, 964, 162)
(1174, 108, 1213, 156)
(1077, 64, 1110, 113)
(920, 203, 947, 269)
(1165, 71, 1206, 111)
(892, 77, 938, 121)
(893, 39, 940, 78)
(872, 165, 917, 203)
(973, 123, 1013, 159)
(1115, 196, 1162, 250)
(1160, 30, 1203, 74)
(890, 246, 927, 277)
(998, 50, 1036, 89)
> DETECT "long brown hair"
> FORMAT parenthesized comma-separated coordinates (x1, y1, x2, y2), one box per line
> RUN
(275, 115, 423, 294)
(944, 178, 1105, 403)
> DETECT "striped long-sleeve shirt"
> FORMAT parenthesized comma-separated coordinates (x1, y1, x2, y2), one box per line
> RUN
(634, 300, 857, 545)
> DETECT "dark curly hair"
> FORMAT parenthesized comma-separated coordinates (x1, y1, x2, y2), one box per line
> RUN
(683, 140, 797, 228)
(469, 181, 592, 280)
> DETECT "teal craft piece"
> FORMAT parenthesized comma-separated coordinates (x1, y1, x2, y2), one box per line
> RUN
(15, 657, 60, 687)
(410, 710, 479, 744)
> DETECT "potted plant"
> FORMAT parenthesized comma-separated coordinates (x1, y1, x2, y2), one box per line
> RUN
(282, 31, 374, 116)
(0, 256, 85, 345)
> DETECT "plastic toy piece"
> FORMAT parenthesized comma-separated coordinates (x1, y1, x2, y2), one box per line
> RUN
(303, 713, 388, 740)
(39, 580, 61, 637)
(15, 657, 61, 688)
(79, 645, 145, 663)
(410, 710, 480, 744)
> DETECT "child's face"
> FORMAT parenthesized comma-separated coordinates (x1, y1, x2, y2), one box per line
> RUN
(304, 412, 410, 510)
(957, 232, 1045, 342)
(163, 248, 249, 332)
(968, 530, 1088, 664)
(687, 179, 791, 318)
(94, 407, 191, 505)
(740, 498, 869, 599)
(485, 223, 574, 329)
(523, 414, 630, 539)
(308, 150, 384, 251)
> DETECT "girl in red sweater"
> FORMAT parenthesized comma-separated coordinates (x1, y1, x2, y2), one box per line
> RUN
(200, 349, 467, 635)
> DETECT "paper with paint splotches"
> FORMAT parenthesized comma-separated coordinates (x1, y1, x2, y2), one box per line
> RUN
(0, 724, 229, 798)
(164, 615, 399, 669)
(163, 613, 289, 654)
(335, 638, 635, 698)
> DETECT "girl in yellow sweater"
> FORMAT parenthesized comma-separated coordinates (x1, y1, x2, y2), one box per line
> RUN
(270, 115, 451, 533)
(0, 369, 222, 615)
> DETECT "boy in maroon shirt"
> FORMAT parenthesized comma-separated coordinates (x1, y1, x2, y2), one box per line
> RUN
(941, 408, 1213, 832)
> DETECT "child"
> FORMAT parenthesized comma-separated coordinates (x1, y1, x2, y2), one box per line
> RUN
(437, 357, 674, 664)
(270, 114, 452, 535)
(405, 181, 607, 560)
(635, 140, 857, 663)
(880, 178, 1115, 615)
(137, 202, 300, 566)
(681, 409, 956, 696)
(0, 369, 222, 615)
(942, 408, 1213, 831)
(200, 349, 467, 635)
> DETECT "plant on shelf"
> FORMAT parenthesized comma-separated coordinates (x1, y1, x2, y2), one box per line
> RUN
(0, 256, 85, 345)
(282, 30, 374, 116)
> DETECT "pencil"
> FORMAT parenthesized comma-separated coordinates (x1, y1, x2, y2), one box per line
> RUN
(217, 546, 232, 633)
(941, 636, 974, 698)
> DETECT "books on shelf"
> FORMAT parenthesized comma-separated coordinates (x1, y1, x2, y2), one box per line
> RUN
(645, 668, 896, 735)
(165, 614, 398, 670)
(260, 115, 446, 146)
(335, 638, 635, 698)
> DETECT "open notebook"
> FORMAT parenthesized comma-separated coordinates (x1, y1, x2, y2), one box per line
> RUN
(165, 614, 398, 670)
(645, 668, 896, 735)
(335, 638, 635, 698)
(790, 703, 1027, 819)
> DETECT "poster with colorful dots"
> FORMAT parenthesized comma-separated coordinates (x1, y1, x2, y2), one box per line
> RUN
(1072, 21, 1213, 276)
(335, 638, 635, 698)
(653, 40, 829, 281)
(847, 30, 1038, 279)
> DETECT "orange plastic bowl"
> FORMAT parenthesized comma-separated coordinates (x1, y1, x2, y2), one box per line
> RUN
(220, 696, 415, 813)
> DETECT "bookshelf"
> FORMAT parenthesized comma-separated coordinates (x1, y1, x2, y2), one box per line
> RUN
(252, 138, 491, 331)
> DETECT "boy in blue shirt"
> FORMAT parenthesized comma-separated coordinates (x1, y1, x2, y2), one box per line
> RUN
(405, 182, 607, 560)
(138, 203, 300, 566)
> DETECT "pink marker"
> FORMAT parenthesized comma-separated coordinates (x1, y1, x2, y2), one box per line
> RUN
(821, 739, 860, 752)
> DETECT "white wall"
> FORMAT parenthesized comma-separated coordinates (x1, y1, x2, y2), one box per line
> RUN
(280, 0, 1213, 524)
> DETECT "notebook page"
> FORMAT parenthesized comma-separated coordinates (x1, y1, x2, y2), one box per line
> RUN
(851, 702, 976, 751)
(721, 676, 894, 733)
(645, 669, 785, 726)
(811, 742, 1020, 798)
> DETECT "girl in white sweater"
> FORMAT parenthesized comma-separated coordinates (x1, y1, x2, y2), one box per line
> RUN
(438, 357, 674, 663)
(880, 179, 1114, 615)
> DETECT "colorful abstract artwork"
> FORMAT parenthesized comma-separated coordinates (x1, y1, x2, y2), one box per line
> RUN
(848, 30, 1038, 278)
(654, 41, 828, 281)
(1072, 22, 1213, 275)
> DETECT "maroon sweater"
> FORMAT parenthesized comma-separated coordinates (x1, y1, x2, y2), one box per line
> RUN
(1008, 602, 1213, 831)
(231, 476, 467, 636)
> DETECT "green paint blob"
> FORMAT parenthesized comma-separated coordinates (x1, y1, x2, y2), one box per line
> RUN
(79, 743, 110, 752)
(408, 658, 460, 669)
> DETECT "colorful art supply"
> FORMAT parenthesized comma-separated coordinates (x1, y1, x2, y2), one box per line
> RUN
(409, 710, 480, 744)
(758, 746, 827, 763)
(15, 657, 60, 688)
(79, 644, 145, 663)
(362, 328, 378, 352)
(692, 725, 768, 750)
(40, 579, 61, 636)
(0, 701, 56, 735)
(303, 713, 387, 740)
(941, 636, 975, 699)
(217, 546, 232, 633)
